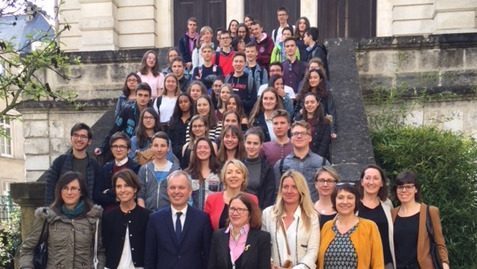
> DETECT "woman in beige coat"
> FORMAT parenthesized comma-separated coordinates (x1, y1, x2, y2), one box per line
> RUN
(19, 171, 105, 269)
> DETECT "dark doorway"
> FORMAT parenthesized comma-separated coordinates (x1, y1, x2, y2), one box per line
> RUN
(244, 0, 300, 35)
(173, 0, 226, 46)
(318, 0, 376, 40)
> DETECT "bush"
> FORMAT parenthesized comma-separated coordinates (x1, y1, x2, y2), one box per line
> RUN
(371, 125, 477, 269)
(0, 209, 21, 269)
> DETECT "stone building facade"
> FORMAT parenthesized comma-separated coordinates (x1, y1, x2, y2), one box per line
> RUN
(15, 0, 477, 181)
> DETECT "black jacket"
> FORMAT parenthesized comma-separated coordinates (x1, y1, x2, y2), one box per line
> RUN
(208, 228, 271, 269)
(94, 158, 140, 208)
(102, 205, 151, 269)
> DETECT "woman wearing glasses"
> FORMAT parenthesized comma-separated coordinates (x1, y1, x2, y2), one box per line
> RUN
(262, 170, 319, 269)
(358, 164, 396, 269)
(313, 166, 340, 229)
(19, 171, 105, 269)
(208, 193, 271, 269)
(205, 159, 258, 231)
(317, 182, 384, 269)
(392, 171, 449, 269)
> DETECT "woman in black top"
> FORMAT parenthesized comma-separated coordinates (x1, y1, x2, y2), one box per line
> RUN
(293, 93, 331, 161)
(102, 169, 150, 269)
(358, 164, 396, 269)
(243, 127, 275, 209)
(168, 93, 193, 162)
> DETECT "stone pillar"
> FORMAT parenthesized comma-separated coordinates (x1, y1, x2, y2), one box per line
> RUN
(10, 182, 46, 241)
(301, 0, 318, 27)
(118, 0, 157, 48)
(60, 0, 82, 51)
(376, 0, 393, 36)
(21, 111, 51, 182)
(156, 0, 173, 47)
(79, 0, 119, 51)
(226, 0, 244, 23)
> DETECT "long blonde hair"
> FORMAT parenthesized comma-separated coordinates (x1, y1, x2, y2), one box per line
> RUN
(272, 170, 317, 230)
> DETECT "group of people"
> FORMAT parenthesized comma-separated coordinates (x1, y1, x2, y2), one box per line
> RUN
(17, 7, 450, 269)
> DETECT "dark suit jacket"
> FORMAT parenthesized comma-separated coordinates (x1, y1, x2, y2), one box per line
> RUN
(145, 206, 212, 269)
(208, 228, 271, 269)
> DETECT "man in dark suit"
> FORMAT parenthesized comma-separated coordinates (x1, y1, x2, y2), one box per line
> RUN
(145, 170, 212, 269)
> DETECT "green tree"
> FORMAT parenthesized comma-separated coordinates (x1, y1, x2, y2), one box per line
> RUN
(372, 125, 477, 269)
(0, 1, 79, 117)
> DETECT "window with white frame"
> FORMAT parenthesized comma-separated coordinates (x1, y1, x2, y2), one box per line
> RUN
(0, 117, 13, 157)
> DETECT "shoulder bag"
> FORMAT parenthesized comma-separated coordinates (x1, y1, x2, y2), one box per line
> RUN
(33, 218, 49, 269)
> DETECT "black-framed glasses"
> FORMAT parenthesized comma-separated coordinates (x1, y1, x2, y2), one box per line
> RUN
(396, 184, 415, 191)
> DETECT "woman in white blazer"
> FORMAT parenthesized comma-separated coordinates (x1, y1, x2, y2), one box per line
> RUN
(262, 169, 320, 269)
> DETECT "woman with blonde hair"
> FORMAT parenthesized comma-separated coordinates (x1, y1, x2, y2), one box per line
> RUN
(205, 159, 258, 230)
(262, 170, 320, 269)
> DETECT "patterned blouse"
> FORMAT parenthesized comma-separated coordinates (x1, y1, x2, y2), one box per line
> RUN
(324, 223, 358, 268)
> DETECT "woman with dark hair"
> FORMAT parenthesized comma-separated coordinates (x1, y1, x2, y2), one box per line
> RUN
(296, 68, 337, 139)
(19, 171, 105, 268)
(228, 19, 240, 38)
(187, 80, 209, 102)
(294, 93, 331, 160)
(102, 169, 150, 269)
(222, 110, 244, 131)
(268, 75, 294, 116)
(243, 127, 275, 209)
(205, 159, 259, 230)
(181, 115, 218, 169)
(233, 23, 251, 51)
(215, 84, 232, 122)
(194, 95, 222, 141)
(168, 93, 193, 162)
(153, 73, 180, 129)
(392, 171, 449, 269)
(294, 16, 311, 58)
(248, 88, 284, 142)
(115, 72, 141, 117)
(129, 107, 161, 161)
(138, 49, 164, 98)
(226, 94, 249, 127)
(185, 137, 222, 210)
(244, 15, 254, 34)
(217, 125, 245, 163)
(317, 182, 384, 268)
(358, 164, 396, 269)
(313, 166, 340, 229)
(208, 193, 271, 269)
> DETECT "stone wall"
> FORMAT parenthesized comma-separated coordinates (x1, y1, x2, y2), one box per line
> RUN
(357, 33, 477, 138)
(377, 0, 477, 36)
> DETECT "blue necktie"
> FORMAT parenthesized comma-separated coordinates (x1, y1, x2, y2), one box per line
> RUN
(175, 212, 183, 240)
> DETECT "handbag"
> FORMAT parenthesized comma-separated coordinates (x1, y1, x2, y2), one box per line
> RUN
(33, 218, 49, 269)
(136, 148, 154, 165)
(425, 205, 443, 269)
